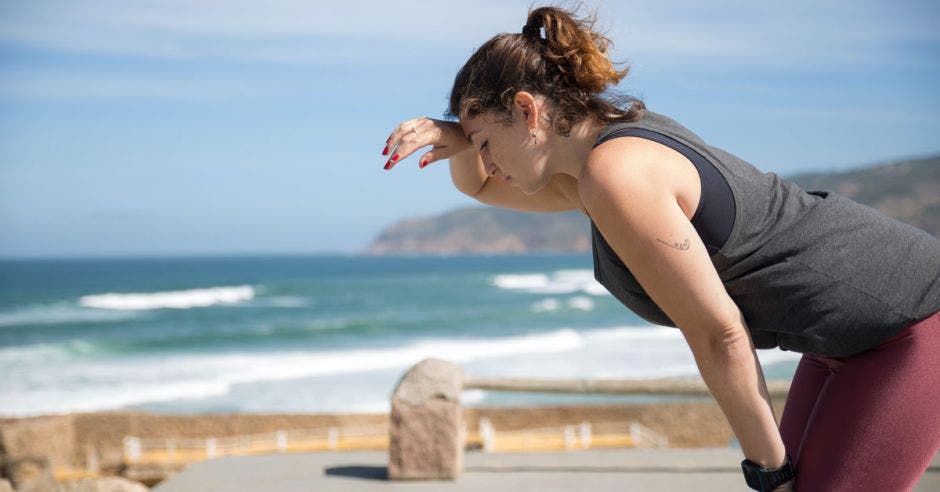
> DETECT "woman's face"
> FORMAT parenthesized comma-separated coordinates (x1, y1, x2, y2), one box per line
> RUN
(459, 94, 550, 195)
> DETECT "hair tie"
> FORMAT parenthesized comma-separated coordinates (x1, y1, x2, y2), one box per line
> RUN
(521, 23, 544, 41)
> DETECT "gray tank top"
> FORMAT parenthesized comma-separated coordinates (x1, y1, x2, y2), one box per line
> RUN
(590, 109, 940, 358)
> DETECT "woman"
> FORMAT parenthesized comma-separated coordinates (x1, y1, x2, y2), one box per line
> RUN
(381, 4, 940, 491)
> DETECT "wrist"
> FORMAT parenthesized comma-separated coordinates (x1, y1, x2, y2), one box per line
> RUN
(746, 449, 788, 471)
(741, 454, 795, 491)
(764, 456, 789, 471)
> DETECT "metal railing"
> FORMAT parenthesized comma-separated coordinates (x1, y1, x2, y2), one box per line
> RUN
(123, 423, 388, 464)
(467, 417, 667, 452)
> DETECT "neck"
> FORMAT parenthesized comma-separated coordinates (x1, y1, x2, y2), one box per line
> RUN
(545, 117, 608, 182)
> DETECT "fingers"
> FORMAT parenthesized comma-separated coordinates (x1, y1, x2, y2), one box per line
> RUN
(418, 150, 436, 169)
(384, 117, 429, 170)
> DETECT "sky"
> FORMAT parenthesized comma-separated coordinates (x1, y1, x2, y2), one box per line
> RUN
(0, 0, 938, 258)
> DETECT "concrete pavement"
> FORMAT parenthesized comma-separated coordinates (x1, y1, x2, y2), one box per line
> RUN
(154, 447, 940, 491)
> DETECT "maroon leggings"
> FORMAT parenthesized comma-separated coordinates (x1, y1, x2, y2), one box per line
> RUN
(779, 310, 940, 491)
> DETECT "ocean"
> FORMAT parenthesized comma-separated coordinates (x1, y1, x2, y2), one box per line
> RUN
(0, 254, 801, 417)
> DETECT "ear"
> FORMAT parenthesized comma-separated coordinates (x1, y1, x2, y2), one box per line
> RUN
(514, 91, 537, 123)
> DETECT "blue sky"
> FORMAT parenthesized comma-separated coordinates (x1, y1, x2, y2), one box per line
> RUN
(1, 0, 938, 258)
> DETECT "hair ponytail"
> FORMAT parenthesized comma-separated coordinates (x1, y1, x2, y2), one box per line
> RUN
(447, 2, 645, 136)
(527, 5, 622, 94)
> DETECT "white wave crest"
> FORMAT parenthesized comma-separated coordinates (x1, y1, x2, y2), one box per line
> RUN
(0, 324, 802, 416)
(0, 328, 586, 416)
(491, 269, 608, 296)
(79, 285, 255, 310)
(567, 296, 595, 311)
(492, 273, 549, 290)
(530, 296, 596, 313)
(531, 298, 561, 312)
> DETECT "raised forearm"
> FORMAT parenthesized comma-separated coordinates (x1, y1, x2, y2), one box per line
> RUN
(689, 328, 788, 471)
(449, 146, 488, 196)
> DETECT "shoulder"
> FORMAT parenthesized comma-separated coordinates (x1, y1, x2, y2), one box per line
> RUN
(580, 133, 706, 223)
(578, 136, 683, 207)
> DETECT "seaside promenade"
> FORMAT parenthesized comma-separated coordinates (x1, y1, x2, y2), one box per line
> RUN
(154, 447, 940, 492)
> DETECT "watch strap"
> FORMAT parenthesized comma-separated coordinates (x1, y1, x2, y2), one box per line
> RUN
(742, 455, 794, 491)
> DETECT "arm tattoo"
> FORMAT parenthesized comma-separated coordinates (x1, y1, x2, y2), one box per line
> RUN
(656, 237, 690, 250)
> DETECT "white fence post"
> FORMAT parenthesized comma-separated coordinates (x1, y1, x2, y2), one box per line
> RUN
(123, 437, 141, 463)
(166, 439, 176, 462)
(327, 427, 339, 450)
(206, 438, 217, 459)
(276, 431, 288, 452)
(580, 422, 592, 449)
(479, 417, 494, 452)
(563, 425, 575, 450)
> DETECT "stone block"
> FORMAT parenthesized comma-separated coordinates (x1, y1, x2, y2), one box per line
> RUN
(387, 358, 464, 480)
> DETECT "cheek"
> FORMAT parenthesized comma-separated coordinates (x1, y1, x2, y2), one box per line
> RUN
(486, 142, 500, 161)
(492, 143, 518, 168)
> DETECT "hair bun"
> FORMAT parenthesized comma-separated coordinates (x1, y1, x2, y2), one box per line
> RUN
(447, 5, 646, 133)
(521, 22, 543, 40)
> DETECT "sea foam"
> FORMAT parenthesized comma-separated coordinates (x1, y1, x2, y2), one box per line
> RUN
(0, 327, 598, 416)
(79, 285, 255, 310)
(491, 269, 607, 296)
(0, 324, 802, 416)
(530, 296, 596, 312)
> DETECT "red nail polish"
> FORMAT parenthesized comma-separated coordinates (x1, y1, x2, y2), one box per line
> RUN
(419, 159, 428, 168)
(384, 161, 391, 170)
(391, 154, 399, 162)
(382, 145, 389, 155)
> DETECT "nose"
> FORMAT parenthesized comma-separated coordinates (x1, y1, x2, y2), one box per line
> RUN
(485, 161, 501, 177)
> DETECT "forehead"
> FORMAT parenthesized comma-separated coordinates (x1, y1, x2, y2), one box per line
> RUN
(460, 116, 487, 142)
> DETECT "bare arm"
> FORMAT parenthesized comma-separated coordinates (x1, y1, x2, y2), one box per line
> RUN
(448, 145, 489, 196)
(383, 117, 573, 212)
(579, 143, 788, 471)
(448, 148, 577, 213)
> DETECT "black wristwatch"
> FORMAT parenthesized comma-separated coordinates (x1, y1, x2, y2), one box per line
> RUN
(741, 454, 794, 491)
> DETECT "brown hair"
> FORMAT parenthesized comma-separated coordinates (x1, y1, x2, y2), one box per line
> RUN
(445, 1, 645, 137)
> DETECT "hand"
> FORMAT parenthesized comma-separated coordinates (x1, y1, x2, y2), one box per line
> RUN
(771, 478, 795, 491)
(382, 117, 473, 170)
